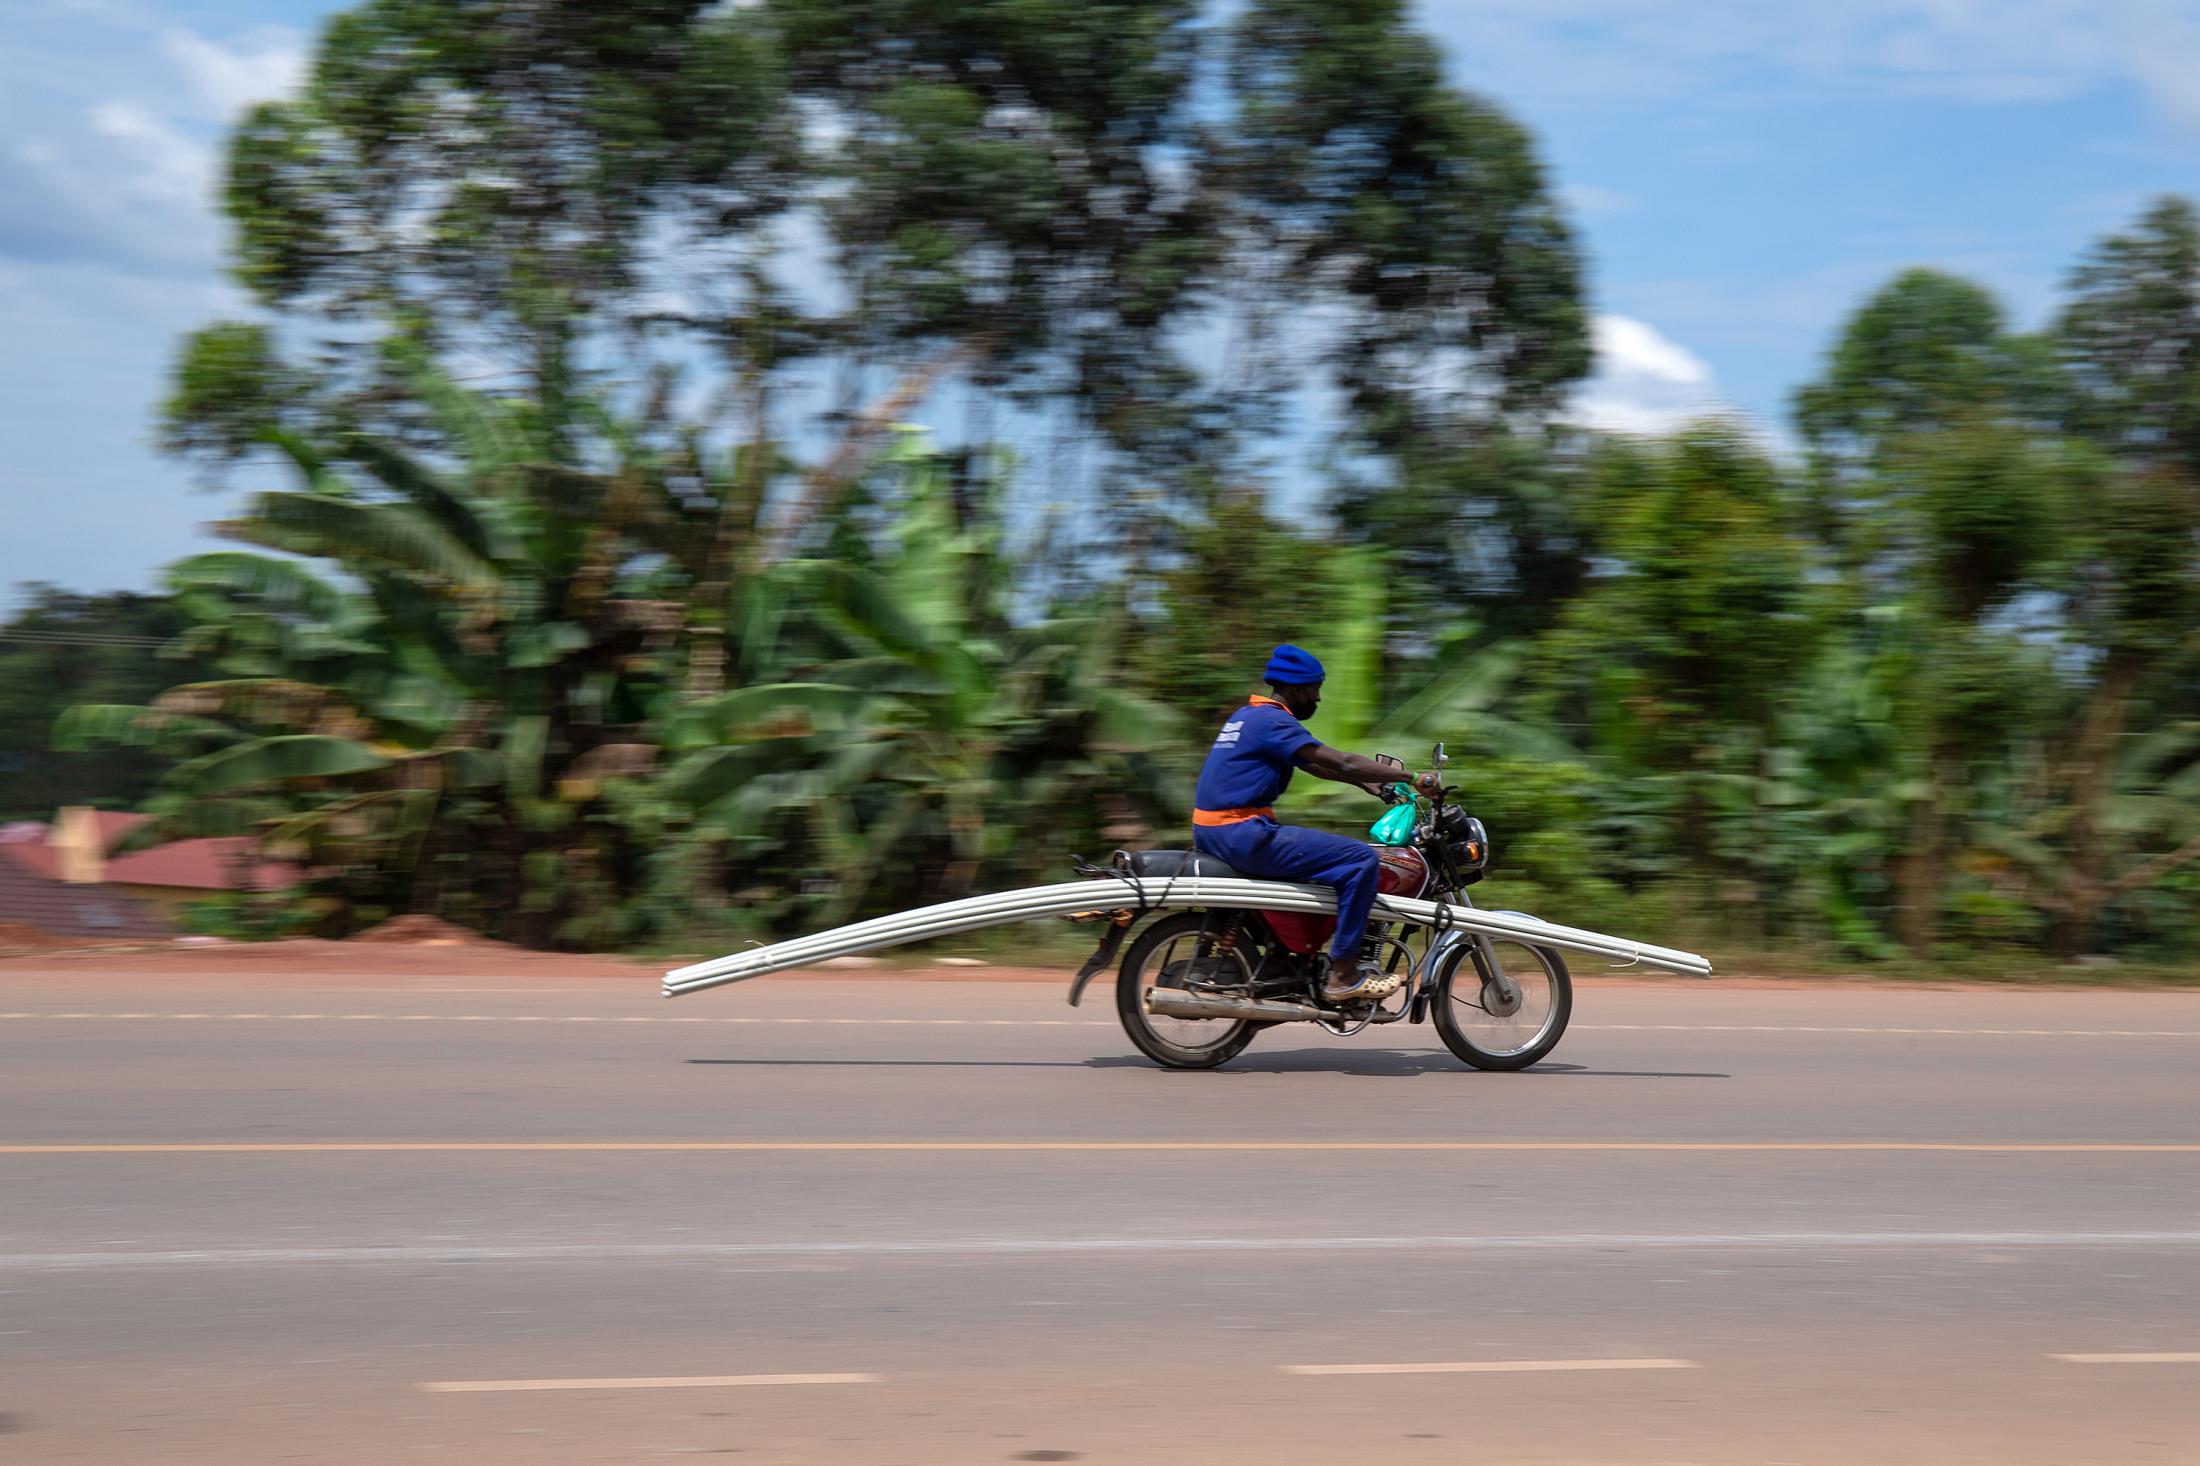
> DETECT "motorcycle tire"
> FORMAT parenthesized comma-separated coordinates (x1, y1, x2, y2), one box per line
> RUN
(1432, 939, 1571, 1071)
(1115, 911, 1260, 1071)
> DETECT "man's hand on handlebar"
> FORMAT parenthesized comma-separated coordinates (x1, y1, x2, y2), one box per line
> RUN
(1360, 771, 1443, 801)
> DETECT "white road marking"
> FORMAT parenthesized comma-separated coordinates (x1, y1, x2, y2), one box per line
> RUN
(1286, 1358, 1697, 1376)
(1580, 1024, 2200, 1037)
(7, 1231, 2200, 1270)
(2050, 1352, 2200, 1364)
(0, 1012, 1115, 1026)
(0, 1013, 2193, 1035)
(420, 1372, 879, 1393)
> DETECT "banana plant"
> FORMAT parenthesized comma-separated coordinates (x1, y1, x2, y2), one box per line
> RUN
(1289, 545, 1579, 830)
(660, 434, 1183, 924)
(56, 365, 724, 944)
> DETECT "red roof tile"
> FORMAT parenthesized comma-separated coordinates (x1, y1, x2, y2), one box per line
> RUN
(88, 811, 152, 854)
(104, 837, 297, 893)
(0, 842, 63, 880)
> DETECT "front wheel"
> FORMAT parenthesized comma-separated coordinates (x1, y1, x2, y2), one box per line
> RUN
(1433, 939, 1571, 1071)
(1115, 911, 1260, 1070)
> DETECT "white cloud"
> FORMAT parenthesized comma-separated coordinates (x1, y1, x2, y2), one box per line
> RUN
(1569, 314, 1727, 436)
(2117, 1, 2200, 130)
(1559, 183, 1637, 217)
(88, 101, 212, 207)
(14, 23, 311, 265)
(1424, 0, 2200, 130)
(159, 26, 308, 122)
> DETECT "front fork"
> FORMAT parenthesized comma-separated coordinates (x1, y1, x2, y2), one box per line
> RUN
(1413, 906, 1522, 1022)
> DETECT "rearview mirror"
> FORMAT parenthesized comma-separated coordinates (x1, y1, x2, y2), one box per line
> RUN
(1431, 741, 1450, 770)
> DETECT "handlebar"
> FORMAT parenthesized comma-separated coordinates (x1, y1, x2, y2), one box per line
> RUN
(1375, 777, 1451, 804)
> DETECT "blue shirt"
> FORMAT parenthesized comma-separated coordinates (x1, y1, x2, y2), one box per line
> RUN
(1194, 698, 1320, 811)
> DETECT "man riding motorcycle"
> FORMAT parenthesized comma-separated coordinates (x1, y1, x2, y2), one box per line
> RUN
(1192, 644, 1442, 1003)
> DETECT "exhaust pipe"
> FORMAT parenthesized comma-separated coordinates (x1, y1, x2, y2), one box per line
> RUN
(1144, 988, 1324, 1024)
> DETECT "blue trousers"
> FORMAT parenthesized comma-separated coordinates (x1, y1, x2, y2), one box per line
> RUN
(1193, 818, 1381, 962)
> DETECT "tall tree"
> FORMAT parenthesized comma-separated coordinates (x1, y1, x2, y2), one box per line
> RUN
(222, 0, 794, 435)
(1228, 0, 1590, 445)
(189, 0, 1587, 537)
(2015, 198, 2200, 955)
(2059, 196, 2200, 473)
(1523, 428, 1824, 937)
(1794, 270, 2079, 953)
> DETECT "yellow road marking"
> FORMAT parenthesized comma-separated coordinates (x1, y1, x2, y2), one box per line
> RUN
(1286, 1358, 1699, 1375)
(2, 1141, 2197, 1155)
(421, 1373, 879, 1392)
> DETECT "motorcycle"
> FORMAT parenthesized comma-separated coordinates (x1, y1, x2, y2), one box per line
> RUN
(1065, 742, 1571, 1072)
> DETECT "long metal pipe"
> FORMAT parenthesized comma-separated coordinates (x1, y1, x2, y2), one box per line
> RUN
(680, 878, 1651, 980)
(662, 877, 1712, 996)
(662, 880, 1704, 994)
(665, 902, 1692, 996)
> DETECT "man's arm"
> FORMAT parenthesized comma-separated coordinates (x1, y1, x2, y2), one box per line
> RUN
(1294, 743, 1437, 797)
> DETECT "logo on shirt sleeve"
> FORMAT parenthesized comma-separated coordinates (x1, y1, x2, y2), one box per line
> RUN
(1214, 718, 1244, 747)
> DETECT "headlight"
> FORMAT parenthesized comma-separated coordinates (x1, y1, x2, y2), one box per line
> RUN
(1438, 807, 1491, 871)
(1457, 816, 1490, 871)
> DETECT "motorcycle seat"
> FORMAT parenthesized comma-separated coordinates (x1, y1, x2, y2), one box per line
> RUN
(1114, 849, 1249, 881)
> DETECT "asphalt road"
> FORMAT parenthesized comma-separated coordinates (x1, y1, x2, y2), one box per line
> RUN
(2, 970, 2197, 1464)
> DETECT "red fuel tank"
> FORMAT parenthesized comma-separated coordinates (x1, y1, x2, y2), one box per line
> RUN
(1376, 846, 1429, 897)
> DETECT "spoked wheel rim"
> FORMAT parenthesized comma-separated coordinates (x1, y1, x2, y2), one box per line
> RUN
(1446, 939, 1564, 1058)
(1139, 929, 1256, 1053)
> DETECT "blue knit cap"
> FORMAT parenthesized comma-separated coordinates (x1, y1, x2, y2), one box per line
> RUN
(1263, 644, 1326, 687)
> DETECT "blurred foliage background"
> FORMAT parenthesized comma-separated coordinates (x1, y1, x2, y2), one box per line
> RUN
(7, 0, 2196, 967)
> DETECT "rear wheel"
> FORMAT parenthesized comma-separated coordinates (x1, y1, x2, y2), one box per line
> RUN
(1433, 939, 1570, 1070)
(1115, 912, 1260, 1070)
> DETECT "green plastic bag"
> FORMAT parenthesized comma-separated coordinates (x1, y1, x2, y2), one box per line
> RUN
(1368, 786, 1418, 846)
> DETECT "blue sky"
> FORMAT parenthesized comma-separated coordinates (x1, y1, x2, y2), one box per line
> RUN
(6, 0, 2200, 606)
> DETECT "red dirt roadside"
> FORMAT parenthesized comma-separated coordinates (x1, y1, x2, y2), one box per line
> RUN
(0, 937, 1080, 989)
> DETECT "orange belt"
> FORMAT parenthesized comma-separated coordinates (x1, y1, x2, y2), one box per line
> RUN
(1192, 805, 1274, 827)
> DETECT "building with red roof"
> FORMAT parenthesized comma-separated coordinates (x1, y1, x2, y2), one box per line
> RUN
(0, 838, 169, 943)
(0, 807, 299, 929)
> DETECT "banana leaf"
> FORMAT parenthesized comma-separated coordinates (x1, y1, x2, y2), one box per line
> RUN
(218, 493, 499, 593)
(51, 704, 245, 754)
(660, 683, 869, 751)
(161, 734, 392, 798)
(165, 552, 351, 622)
(506, 620, 593, 668)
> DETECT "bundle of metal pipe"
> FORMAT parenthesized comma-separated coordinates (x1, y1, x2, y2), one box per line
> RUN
(662, 878, 1712, 997)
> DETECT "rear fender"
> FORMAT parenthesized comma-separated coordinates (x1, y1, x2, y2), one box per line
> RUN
(1066, 917, 1136, 1007)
